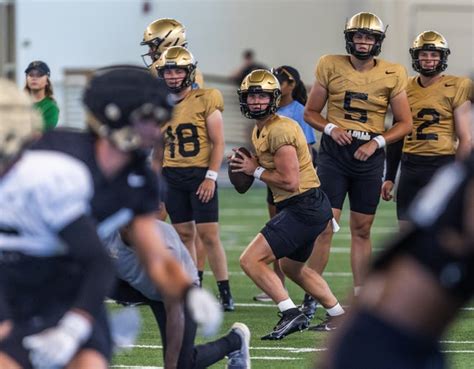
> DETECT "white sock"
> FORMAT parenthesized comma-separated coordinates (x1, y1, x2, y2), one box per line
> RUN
(326, 303, 345, 317)
(277, 298, 296, 312)
(354, 286, 362, 296)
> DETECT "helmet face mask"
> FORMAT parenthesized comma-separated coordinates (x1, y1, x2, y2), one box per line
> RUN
(153, 46, 197, 93)
(238, 70, 281, 120)
(410, 31, 450, 76)
(344, 12, 386, 60)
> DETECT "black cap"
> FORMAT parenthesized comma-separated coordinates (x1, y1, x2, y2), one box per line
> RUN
(25, 61, 50, 76)
(83, 65, 173, 130)
(272, 65, 301, 85)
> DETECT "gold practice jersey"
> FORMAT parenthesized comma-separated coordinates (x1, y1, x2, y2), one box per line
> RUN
(163, 88, 223, 167)
(403, 75, 472, 156)
(252, 114, 320, 203)
(316, 55, 408, 134)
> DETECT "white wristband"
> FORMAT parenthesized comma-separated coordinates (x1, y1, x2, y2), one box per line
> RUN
(205, 170, 218, 181)
(373, 135, 386, 149)
(253, 166, 266, 180)
(324, 123, 337, 136)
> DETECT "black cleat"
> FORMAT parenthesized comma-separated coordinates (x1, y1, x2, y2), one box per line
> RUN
(218, 291, 235, 312)
(261, 308, 309, 340)
(308, 314, 343, 332)
(299, 294, 318, 320)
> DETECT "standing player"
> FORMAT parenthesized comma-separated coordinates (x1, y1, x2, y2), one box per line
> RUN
(233, 70, 345, 339)
(382, 30, 472, 226)
(0, 79, 115, 369)
(30, 67, 223, 363)
(154, 46, 234, 311)
(141, 17, 208, 285)
(304, 12, 412, 301)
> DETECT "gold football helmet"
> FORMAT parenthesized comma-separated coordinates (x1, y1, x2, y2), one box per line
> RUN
(238, 69, 281, 119)
(140, 18, 187, 67)
(344, 12, 386, 59)
(153, 46, 197, 93)
(410, 30, 450, 76)
(0, 79, 42, 173)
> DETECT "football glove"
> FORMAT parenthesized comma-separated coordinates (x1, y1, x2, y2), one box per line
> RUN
(185, 287, 223, 337)
(23, 311, 92, 369)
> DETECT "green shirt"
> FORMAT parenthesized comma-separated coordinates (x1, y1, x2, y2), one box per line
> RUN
(34, 97, 59, 131)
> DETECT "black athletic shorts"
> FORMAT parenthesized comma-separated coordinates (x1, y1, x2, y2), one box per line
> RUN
(317, 133, 385, 214)
(261, 188, 332, 262)
(324, 309, 444, 369)
(0, 254, 112, 367)
(397, 154, 455, 220)
(162, 167, 219, 224)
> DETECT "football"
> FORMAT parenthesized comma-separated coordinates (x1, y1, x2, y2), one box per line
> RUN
(228, 147, 255, 194)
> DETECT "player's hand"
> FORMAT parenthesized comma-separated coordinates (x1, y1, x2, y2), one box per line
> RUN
(185, 287, 223, 337)
(23, 311, 92, 369)
(381, 180, 394, 201)
(330, 127, 352, 146)
(229, 148, 258, 176)
(196, 179, 216, 203)
(354, 140, 378, 161)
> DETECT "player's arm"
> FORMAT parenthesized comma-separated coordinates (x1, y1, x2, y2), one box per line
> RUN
(382, 138, 403, 201)
(232, 145, 300, 192)
(382, 91, 413, 144)
(129, 214, 192, 299)
(304, 81, 352, 145)
(196, 109, 225, 203)
(453, 100, 472, 160)
(24, 215, 115, 368)
(129, 214, 223, 336)
(355, 91, 412, 162)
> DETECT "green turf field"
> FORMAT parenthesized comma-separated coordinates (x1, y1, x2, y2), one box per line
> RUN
(112, 187, 474, 369)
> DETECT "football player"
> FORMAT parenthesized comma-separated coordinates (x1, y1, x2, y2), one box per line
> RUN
(141, 18, 204, 87)
(382, 31, 472, 227)
(30, 66, 223, 364)
(109, 221, 250, 369)
(304, 12, 412, 302)
(141, 17, 207, 286)
(232, 70, 345, 339)
(319, 151, 474, 369)
(253, 65, 318, 309)
(0, 79, 115, 369)
(153, 46, 235, 311)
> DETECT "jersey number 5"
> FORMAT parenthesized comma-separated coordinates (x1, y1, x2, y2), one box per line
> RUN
(415, 108, 440, 141)
(166, 123, 200, 158)
(344, 91, 368, 123)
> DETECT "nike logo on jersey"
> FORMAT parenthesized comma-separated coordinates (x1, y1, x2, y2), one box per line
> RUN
(385, 71, 396, 75)
(445, 83, 455, 87)
(195, 94, 204, 98)
(127, 173, 146, 188)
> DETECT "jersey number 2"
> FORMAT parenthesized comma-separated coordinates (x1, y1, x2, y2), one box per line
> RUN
(344, 91, 368, 123)
(166, 123, 200, 158)
(415, 108, 440, 141)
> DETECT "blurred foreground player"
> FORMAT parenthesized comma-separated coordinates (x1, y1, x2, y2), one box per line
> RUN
(0, 79, 115, 369)
(31, 66, 223, 363)
(320, 150, 474, 367)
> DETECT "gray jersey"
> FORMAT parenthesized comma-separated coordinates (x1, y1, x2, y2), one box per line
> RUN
(0, 151, 92, 257)
(107, 220, 198, 301)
